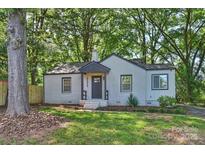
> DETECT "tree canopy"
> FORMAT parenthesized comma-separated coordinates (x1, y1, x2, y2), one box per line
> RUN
(0, 8, 205, 104)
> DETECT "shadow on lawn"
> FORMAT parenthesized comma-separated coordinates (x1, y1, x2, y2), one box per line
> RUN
(39, 107, 205, 145)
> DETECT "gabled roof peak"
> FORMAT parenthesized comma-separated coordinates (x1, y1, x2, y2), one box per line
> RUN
(79, 61, 110, 73)
(101, 53, 175, 70)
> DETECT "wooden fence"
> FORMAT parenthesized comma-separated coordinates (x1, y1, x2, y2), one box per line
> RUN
(29, 85, 44, 105)
(0, 81, 43, 106)
(0, 81, 7, 106)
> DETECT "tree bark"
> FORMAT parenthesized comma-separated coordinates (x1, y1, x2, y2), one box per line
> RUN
(186, 65, 193, 103)
(6, 9, 29, 117)
(5, 88, 8, 108)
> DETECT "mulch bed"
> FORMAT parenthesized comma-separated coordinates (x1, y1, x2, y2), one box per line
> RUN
(163, 126, 205, 144)
(0, 108, 69, 143)
(43, 104, 84, 110)
(98, 106, 158, 112)
(98, 106, 137, 111)
(98, 106, 187, 115)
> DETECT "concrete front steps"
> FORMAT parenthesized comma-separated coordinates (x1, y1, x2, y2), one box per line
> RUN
(80, 99, 108, 109)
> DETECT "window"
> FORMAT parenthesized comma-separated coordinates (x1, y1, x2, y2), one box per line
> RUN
(93, 77, 101, 83)
(62, 77, 71, 93)
(152, 74, 168, 90)
(120, 75, 132, 92)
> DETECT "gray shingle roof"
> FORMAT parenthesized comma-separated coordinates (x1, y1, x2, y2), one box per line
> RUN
(46, 62, 89, 74)
(79, 61, 110, 73)
(46, 54, 175, 75)
(130, 59, 175, 70)
(100, 53, 175, 70)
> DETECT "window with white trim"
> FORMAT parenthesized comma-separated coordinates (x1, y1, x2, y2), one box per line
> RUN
(120, 75, 132, 92)
(152, 74, 168, 90)
(62, 77, 71, 93)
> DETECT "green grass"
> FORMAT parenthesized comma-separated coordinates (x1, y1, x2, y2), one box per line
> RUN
(1, 107, 205, 144)
(38, 107, 205, 145)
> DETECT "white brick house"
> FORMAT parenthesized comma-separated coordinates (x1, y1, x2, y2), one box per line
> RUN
(44, 51, 175, 109)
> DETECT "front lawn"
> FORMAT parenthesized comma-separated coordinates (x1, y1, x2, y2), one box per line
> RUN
(39, 107, 205, 144)
(1, 106, 205, 144)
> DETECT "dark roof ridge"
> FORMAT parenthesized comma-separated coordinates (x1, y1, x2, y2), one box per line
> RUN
(146, 63, 172, 65)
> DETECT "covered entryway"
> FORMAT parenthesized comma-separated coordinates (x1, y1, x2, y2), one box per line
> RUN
(79, 61, 110, 109)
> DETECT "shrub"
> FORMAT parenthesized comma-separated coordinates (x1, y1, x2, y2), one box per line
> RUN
(127, 93, 139, 107)
(158, 96, 177, 108)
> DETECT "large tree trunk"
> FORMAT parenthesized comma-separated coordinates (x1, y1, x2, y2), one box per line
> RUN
(186, 66, 194, 103)
(6, 9, 29, 117)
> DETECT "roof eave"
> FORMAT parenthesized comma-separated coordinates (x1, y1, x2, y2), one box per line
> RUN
(44, 72, 81, 75)
(146, 67, 175, 71)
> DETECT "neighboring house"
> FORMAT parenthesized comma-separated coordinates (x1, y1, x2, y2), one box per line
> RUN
(44, 50, 175, 109)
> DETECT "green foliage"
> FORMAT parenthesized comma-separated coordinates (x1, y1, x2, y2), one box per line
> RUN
(0, 9, 7, 80)
(0, 8, 205, 103)
(144, 8, 205, 104)
(127, 93, 139, 107)
(158, 96, 177, 108)
(133, 106, 186, 114)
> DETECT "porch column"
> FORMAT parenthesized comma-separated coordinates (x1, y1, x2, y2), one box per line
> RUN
(104, 73, 106, 100)
(81, 73, 83, 100)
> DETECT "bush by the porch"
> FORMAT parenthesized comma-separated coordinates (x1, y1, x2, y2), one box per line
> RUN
(127, 93, 139, 107)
